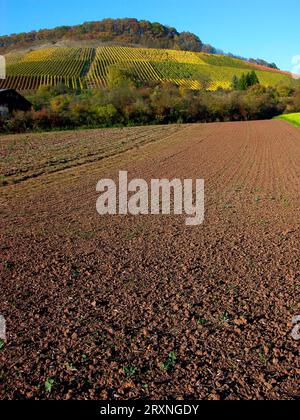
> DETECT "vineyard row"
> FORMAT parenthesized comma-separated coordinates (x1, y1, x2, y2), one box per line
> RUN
(0, 46, 291, 92)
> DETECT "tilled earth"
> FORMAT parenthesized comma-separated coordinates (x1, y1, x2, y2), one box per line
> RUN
(0, 120, 299, 400)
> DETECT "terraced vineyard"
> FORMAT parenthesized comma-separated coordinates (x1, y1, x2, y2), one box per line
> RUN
(1, 48, 94, 91)
(86, 46, 163, 88)
(0, 46, 293, 92)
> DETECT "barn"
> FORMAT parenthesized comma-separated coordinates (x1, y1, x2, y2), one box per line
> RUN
(0, 89, 32, 116)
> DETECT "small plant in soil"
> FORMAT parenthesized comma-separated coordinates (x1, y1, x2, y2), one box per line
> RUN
(278, 234, 285, 242)
(220, 312, 230, 323)
(123, 365, 137, 378)
(3, 260, 14, 270)
(71, 269, 80, 279)
(258, 219, 269, 226)
(66, 363, 77, 372)
(0, 340, 5, 350)
(282, 197, 290, 208)
(45, 378, 55, 393)
(197, 318, 207, 326)
(161, 351, 177, 371)
(224, 203, 233, 209)
(259, 352, 268, 365)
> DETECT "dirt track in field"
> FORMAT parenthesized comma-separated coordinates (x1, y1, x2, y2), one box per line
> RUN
(0, 120, 299, 400)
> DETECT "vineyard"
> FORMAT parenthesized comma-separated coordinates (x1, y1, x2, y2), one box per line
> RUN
(1, 48, 94, 91)
(0, 46, 293, 92)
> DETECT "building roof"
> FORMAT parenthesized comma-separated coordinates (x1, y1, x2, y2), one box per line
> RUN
(0, 89, 21, 94)
(0, 89, 32, 109)
(0, 89, 27, 93)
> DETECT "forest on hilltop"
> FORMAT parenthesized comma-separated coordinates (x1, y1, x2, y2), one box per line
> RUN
(0, 18, 277, 69)
(0, 18, 204, 53)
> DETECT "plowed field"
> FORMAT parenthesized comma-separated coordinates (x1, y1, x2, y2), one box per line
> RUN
(0, 120, 299, 400)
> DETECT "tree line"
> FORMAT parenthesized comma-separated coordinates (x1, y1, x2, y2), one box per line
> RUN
(1, 70, 300, 133)
(0, 18, 203, 53)
(231, 71, 260, 90)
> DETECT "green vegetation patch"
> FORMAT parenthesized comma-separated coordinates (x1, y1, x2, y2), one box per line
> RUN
(199, 53, 254, 70)
(276, 113, 300, 127)
(151, 62, 203, 80)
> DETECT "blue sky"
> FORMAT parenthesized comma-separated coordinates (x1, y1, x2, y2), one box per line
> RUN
(0, 0, 299, 71)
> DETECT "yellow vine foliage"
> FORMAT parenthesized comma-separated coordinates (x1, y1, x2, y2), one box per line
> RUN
(0, 46, 291, 92)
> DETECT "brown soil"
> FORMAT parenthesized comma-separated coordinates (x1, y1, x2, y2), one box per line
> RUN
(0, 120, 299, 400)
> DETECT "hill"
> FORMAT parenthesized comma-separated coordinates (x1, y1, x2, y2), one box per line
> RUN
(0, 18, 279, 69)
(0, 18, 205, 54)
(0, 45, 293, 92)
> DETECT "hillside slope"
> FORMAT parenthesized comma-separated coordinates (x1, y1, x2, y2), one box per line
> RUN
(0, 18, 279, 69)
(0, 46, 293, 92)
(0, 18, 204, 54)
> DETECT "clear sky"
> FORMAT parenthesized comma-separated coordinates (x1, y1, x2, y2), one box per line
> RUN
(0, 0, 299, 71)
